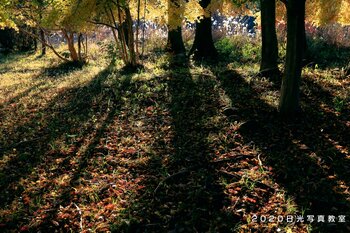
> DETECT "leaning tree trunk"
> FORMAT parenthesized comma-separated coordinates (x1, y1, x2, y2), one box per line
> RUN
(279, 0, 306, 118)
(189, 0, 217, 59)
(260, 0, 279, 77)
(63, 30, 79, 62)
(167, 0, 185, 54)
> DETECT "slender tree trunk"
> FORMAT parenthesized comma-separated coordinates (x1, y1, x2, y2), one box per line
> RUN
(136, 0, 141, 55)
(260, 0, 279, 76)
(39, 28, 46, 55)
(78, 33, 82, 61)
(141, 0, 147, 56)
(115, 3, 130, 63)
(85, 34, 88, 55)
(19, 27, 69, 62)
(34, 28, 38, 50)
(279, 0, 305, 118)
(106, 7, 127, 63)
(167, 0, 185, 54)
(38, 5, 46, 56)
(189, 0, 217, 59)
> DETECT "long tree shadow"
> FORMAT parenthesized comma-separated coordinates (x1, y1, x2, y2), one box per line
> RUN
(213, 66, 350, 232)
(2, 53, 348, 232)
(0, 61, 89, 147)
(0, 65, 117, 212)
(157, 59, 231, 232)
(109, 57, 242, 233)
(31, 73, 132, 232)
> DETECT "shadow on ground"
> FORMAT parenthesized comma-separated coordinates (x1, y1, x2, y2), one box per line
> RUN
(1, 53, 349, 232)
(210, 64, 350, 232)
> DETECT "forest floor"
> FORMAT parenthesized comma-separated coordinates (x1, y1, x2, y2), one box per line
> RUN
(0, 42, 349, 233)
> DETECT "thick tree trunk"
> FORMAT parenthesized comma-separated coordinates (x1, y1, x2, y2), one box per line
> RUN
(260, 0, 279, 76)
(167, 27, 185, 54)
(189, 0, 217, 60)
(279, 0, 305, 118)
(301, 22, 309, 65)
(167, 0, 185, 54)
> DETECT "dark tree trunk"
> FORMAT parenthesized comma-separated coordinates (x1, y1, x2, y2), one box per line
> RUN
(167, 0, 185, 54)
(279, 0, 306, 118)
(189, 0, 217, 60)
(301, 22, 309, 65)
(78, 33, 82, 61)
(0, 28, 15, 51)
(118, 22, 130, 48)
(260, 0, 279, 77)
(167, 27, 185, 54)
(34, 30, 38, 50)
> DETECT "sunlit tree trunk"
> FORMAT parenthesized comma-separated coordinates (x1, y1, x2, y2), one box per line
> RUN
(189, 0, 217, 59)
(260, 0, 279, 76)
(279, 0, 306, 118)
(63, 30, 79, 62)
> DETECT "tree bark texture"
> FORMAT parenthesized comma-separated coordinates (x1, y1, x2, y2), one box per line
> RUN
(279, 0, 306, 118)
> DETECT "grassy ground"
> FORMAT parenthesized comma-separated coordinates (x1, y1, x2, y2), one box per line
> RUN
(0, 39, 349, 233)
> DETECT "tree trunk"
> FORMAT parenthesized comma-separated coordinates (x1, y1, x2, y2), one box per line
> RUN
(39, 28, 46, 55)
(189, 0, 217, 60)
(115, 2, 130, 64)
(125, 7, 137, 67)
(167, 27, 186, 54)
(167, 0, 185, 54)
(78, 33, 82, 61)
(279, 0, 305, 118)
(301, 22, 309, 65)
(260, 0, 279, 77)
(63, 30, 79, 62)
